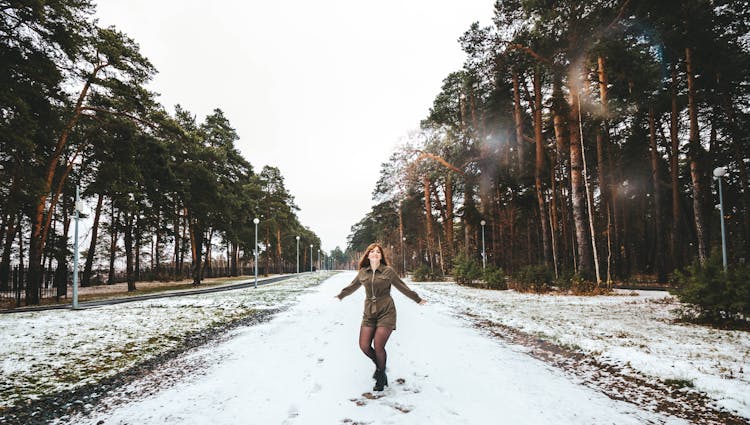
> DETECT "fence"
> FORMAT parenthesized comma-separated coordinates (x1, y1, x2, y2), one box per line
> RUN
(0, 266, 64, 308)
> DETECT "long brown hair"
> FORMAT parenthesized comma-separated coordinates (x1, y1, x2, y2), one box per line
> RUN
(358, 243, 388, 269)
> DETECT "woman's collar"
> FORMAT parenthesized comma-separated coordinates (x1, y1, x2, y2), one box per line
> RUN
(366, 263, 382, 272)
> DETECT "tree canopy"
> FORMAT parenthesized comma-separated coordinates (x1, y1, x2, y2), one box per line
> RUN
(349, 0, 750, 285)
(0, 1, 321, 303)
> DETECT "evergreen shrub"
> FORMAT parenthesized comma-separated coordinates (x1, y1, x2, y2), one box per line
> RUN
(511, 265, 553, 293)
(411, 264, 443, 282)
(452, 254, 482, 285)
(482, 266, 507, 290)
(672, 255, 750, 329)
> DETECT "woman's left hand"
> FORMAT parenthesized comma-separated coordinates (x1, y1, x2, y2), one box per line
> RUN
(418, 299, 427, 305)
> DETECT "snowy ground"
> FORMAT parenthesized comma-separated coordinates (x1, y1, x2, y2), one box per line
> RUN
(417, 282, 750, 420)
(2, 272, 748, 424)
(0, 273, 333, 411)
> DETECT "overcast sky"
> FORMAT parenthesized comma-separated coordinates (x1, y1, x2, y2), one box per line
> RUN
(93, 0, 495, 252)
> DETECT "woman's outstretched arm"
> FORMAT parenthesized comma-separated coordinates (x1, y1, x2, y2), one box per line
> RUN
(335, 271, 362, 300)
(386, 267, 424, 304)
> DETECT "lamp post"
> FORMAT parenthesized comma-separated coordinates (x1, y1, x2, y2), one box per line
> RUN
(317, 249, 321, 272)
(295, 236, 300, 273)
(713, 166, 728, 272)
(310, 244, 313, 272)
(72, 185, 83, 309)
(480, 220, 486, 270)
(253, 218, 259, 288)
(402, 236, 406, 276)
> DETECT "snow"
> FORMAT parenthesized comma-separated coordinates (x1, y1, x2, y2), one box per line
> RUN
(0, 274, 331, 407)
(2, 272, 748, 424)
(416, 282, 750, 419)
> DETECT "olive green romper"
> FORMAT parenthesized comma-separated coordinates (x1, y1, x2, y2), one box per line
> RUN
(336, 264, 423, 330)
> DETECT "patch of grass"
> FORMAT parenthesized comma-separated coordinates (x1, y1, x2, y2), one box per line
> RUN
(664, 378, 694, 389)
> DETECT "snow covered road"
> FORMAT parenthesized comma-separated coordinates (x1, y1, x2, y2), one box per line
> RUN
(67, 272, 691, 425)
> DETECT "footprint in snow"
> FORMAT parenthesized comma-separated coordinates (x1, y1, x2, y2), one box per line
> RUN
(281, 405, 300, 424)
(340, 418, 371, 425)
(349, 378, 415, 406)
(386, 401, 413, 414)
(310, 382, 322, 394)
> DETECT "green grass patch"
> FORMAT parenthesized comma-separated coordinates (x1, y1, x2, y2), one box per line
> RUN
(664, 378, 694, 388)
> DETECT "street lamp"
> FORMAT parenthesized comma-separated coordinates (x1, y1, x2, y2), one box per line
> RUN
(72, 185, 83, 309)
(402, 236, 406, 276)
(317, 249, 321, 272)
(310, 244, 313, 272)
(295, 236, 300, 273)
(253, 218, 259, 288)
(480, 220, 487, 270)
(713, 166, 728, 272)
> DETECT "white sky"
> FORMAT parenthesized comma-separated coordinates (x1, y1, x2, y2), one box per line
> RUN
(92, 0, 496, 252)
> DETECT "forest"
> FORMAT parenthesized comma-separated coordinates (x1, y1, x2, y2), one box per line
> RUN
(0, 1, 321, 305)
(347, 0, 750, 287)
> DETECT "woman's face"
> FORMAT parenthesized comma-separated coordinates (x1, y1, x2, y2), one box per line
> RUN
(368, 247, 382, 265)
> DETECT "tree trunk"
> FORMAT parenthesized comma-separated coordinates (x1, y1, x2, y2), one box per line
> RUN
(134, 215, 141, 281)
(173, 204, 180, 275)
(17, 211, 24, 271)
(533, 68, 550, 266)
(649, 106, 667, 282)
(431, 181, 448, 273)
(276, 226, 282, 273)
(686, 47, 708, 265)
(230, 241, 238, 276)
(81, 193, 104, 286)
(204, 228, 214, 275)
(124, 209, 136, 291)
(568, 78, 593, 274)
(189, 215, 203, 285)
(27, 63, 107, 304)
(468, 87, 482, 139)
(512, 70, 525, 172)
(1, 214, 17, 291)
(596, 55, 616, 281)
(154, 205, 162, 278)
(552, 77, 572, 271)
(398, 202, 405, 276)
(444, 173, 454, 269)
(423, 176, 434, 270)
(107, 203, 119, 285)
(463, 178, 475, 257)
(508, 198, 516, 271)
(0, 170, 20, 291)
(669, 63, 682, 268)
(54, 196, 71, 299)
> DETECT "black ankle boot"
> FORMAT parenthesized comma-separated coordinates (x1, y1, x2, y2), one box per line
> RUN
(373, 369, 388, 391)
(372, 367, 378, 380)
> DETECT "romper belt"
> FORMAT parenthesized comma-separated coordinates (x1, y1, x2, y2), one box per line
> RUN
(366, 295, 391, 314)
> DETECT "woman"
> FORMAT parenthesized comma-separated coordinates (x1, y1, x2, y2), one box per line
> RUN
(335, 243, 426, 391)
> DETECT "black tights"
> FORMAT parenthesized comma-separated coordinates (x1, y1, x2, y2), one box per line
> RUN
(359, 326, 392, 371)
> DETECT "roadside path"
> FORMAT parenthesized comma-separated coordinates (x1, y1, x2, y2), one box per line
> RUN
(64, 272, 690, 424)
(0, 274, 299, 314)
